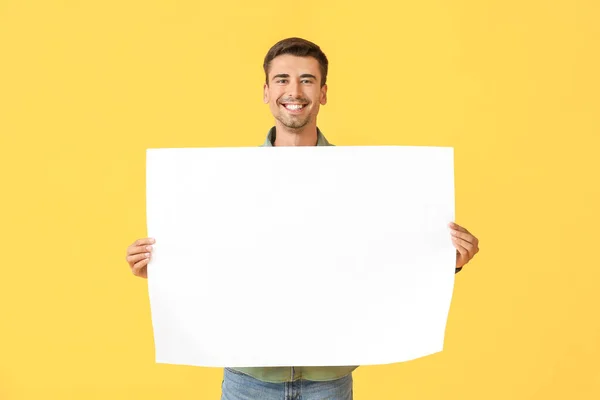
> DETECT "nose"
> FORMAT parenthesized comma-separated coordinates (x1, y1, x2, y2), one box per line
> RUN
(287, 80, 303, 99)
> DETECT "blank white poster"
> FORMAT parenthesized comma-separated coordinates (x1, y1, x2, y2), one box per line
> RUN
(146, 145, 456, 368)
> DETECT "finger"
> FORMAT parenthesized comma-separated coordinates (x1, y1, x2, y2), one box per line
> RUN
(453, 239, 470, 265)
(132, 258, 150, 276)
(449, 222, 470, 234)
(452, 236, 476, 255)
(126, 252, 151, 265)
(127, 244, 154, 256)
(450, 229, 477, 244)
(133, 238, 156, 247)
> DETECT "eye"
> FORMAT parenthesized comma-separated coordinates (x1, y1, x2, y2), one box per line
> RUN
(301, 79, 313, 84)
(276, 79, 288, 84)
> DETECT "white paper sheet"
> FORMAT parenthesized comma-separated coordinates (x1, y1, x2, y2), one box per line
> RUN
(146, 146, 456, 367)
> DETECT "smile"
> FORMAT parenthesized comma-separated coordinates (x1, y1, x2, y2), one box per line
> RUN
(281, 103, 307, 112)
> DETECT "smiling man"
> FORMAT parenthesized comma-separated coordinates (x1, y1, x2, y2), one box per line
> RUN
(125, 37, 480, 400)
(262, 44, 328, 146)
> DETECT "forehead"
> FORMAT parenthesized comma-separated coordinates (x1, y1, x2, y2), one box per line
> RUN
(268, 54, 321, 78)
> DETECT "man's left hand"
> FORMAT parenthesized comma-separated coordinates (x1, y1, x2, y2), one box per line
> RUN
(449, 222, 479, 269)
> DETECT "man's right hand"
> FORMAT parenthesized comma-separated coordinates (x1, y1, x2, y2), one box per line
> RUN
(126, 238, 155, 279)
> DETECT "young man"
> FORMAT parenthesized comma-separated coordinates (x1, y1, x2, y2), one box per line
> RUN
(126, 37, 480, 400)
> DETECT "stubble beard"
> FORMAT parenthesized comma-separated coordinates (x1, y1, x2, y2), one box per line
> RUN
(276, 112, 312, 131)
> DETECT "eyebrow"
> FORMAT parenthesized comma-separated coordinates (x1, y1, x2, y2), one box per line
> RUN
(272, 73, 317, 81)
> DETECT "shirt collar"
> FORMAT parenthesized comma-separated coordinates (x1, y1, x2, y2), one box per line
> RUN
(261, 126, 331, 147)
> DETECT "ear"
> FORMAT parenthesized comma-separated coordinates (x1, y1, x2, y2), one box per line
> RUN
(263, 83, 269, 104)
(320, 84, 328, 105)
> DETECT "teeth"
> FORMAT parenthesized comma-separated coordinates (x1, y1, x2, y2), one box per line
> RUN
(284, 104, 304, 110)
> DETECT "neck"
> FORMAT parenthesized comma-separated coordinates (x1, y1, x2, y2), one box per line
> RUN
(273, 120, 318, 147)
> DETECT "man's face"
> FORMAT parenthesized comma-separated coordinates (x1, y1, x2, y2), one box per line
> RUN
(263, 54, 327, 130)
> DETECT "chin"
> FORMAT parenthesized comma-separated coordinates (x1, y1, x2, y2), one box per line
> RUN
(283, 118, 310, 129)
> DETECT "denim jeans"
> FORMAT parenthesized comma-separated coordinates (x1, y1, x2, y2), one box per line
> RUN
(221, 368, 353, 400)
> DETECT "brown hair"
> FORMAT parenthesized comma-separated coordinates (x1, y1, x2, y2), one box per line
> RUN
(263, 37, 329, 87)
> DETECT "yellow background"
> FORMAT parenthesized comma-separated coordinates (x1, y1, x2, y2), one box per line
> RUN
(1, 0, 598, 399)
